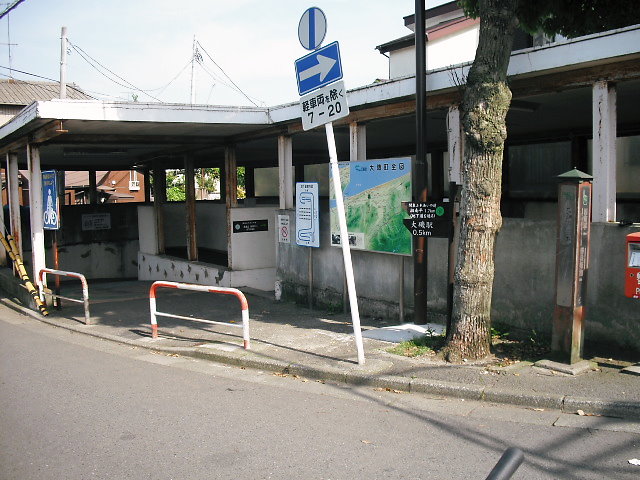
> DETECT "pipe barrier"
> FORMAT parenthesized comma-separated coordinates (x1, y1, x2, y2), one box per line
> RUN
(149, 281, 250, 349)
(38, 268, 90, 325)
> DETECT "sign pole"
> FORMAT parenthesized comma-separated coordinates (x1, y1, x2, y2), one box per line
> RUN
(326, 121, 365, 365)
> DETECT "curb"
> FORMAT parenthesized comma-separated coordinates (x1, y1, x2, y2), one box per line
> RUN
(3, 298, 640, 420)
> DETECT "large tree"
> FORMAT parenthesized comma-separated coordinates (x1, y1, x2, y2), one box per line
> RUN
(442, 0, 640, 362)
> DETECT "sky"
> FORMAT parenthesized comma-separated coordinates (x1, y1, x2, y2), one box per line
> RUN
(0, 0, 450, 107)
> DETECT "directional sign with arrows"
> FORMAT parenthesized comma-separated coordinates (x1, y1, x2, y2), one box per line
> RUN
(295, 41, 343, 96)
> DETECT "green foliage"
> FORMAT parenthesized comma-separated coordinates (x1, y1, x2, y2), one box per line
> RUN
(457, 0, 640, 38)
(166, 169, 185, 202)
(387, 332, 445, 357)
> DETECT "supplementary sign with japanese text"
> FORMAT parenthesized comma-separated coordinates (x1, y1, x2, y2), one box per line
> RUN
(300, 80, 349, 131)
(402, 201, 451, 238)
(82, 213, 111, 231)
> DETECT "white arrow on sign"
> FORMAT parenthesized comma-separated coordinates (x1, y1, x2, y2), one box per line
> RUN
(298, 54, 336, 82)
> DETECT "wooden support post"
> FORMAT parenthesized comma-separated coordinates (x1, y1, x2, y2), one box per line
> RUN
(143, 168, 151, 203)
(225, 146, 238, 208)
(153, 164, 166, 255)
(88, 169, 97, 204)
(184, 155, 198, 261)
(592, 81, 617, 223)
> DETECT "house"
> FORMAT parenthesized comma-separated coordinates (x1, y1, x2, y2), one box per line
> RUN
(0, 79, 146, 204)
(0, 5, 638, 351)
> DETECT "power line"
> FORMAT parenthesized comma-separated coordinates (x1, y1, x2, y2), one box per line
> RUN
(195, 40, 261, 107)
(0, 65, 95, 98)
(68, 40, 163, 102)
(0, 0, 25, 20)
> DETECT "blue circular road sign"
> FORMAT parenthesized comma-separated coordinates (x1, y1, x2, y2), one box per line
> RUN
(298, 7, 327, 50)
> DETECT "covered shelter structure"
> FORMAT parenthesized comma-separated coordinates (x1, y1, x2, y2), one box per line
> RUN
(1, 24, 639, 350)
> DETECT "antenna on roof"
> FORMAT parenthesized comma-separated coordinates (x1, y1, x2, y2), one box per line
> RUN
(60, 26, 67, 99)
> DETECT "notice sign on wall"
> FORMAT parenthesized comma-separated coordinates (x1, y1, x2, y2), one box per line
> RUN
(233, 219, 268, 233)
(82, 213, 111, 231)
(278, 215, 290, 244)
(42, 170, 60, 230)
(296, 182, 319, 247)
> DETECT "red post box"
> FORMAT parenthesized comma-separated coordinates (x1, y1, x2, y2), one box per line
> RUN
(626, 232, 640, 299)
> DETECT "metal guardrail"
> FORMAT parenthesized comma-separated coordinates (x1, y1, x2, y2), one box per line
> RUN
(149, 281, 251, 349)
(38, 268, 90, 325)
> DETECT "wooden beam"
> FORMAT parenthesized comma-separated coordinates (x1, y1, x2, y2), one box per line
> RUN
(184, 155, 198, 261)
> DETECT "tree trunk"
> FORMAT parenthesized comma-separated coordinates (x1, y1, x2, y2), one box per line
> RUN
(442, 0, 519, 362)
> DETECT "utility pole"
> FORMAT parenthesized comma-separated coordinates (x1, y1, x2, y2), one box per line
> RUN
(190, 35, 196, 104)
(413, 0, 428, 324)
(59, 26, 67, 99)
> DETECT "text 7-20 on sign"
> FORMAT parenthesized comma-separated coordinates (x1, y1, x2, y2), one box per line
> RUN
(299, 80, 349, 131)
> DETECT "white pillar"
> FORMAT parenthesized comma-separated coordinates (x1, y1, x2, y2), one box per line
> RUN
(6, 152, 22, 257)
(27, 144, 46, 280)
(592, 81, 617, 222)
(447, 105, 463, 186)
(278, 135, 293, 210)
(349, 122, 366, 162)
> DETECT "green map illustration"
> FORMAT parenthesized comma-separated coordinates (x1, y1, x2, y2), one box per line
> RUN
(329, 158, 412, 255)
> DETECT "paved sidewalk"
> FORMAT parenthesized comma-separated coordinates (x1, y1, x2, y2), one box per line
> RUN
(2, 279, 639, 419)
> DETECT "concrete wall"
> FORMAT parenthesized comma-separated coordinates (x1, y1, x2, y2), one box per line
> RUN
(388, 24, 479, 79)
(276, 205, 640, 349)
(229, 206, 278, 270)
(20, 203, 140, 280)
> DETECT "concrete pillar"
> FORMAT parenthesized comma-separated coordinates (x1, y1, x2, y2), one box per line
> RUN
(27, 144, 46, 280)
(152, 164, 166, 254)
(225, 146, 238, 208)
(592, 81, 617, 222)
(278, 135, 293, 209)
(447, 105, 462, 186)
(349, 122, 366, 162)
(6, 152, 22, 257)
(184, 155, 198, 261)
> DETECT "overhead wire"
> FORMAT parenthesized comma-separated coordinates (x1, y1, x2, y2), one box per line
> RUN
(67, 40, 163, 102)
(0, 65, 96, 98)
(195, 40, 262, 107)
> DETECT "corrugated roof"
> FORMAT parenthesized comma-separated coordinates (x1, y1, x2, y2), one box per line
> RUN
(0, 79, 93, 105)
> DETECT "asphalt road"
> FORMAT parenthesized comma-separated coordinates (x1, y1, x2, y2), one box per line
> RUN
(1, 309, 639, 480)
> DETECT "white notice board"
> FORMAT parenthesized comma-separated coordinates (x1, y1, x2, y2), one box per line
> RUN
(295, 182, 319, 247)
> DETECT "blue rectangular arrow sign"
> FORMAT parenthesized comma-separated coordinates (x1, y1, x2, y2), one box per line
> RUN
(295, 41, 343, 96)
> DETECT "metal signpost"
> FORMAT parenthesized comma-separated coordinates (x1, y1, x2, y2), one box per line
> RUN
(294, 8, 365, 365)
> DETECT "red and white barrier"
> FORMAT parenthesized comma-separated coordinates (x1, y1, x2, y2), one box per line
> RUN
(149, 281, 250, 349)
(38, 268, 91, 325)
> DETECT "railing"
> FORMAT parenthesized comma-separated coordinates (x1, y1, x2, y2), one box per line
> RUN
(38, 268, 91, 325)
(149, 281, 251, 349)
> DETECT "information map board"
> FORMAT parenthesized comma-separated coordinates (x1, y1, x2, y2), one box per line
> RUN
(329, 158, 412, 255)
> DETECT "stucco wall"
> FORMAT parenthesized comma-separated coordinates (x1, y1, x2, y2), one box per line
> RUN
(276, 206, 640, 349)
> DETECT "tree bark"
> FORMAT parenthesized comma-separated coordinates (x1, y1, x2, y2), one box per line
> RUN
(443, 0, 519, 362)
